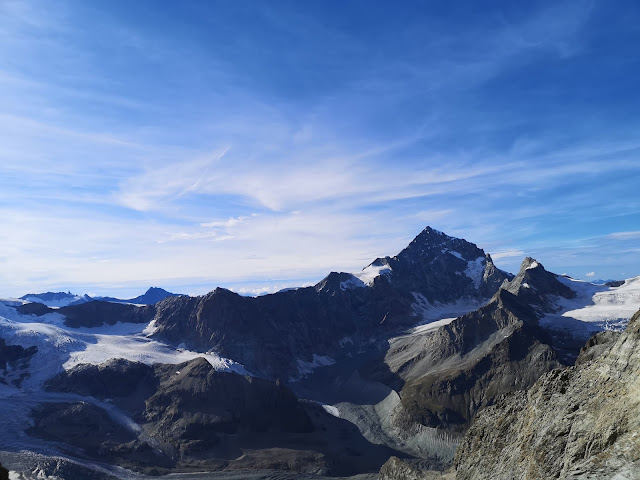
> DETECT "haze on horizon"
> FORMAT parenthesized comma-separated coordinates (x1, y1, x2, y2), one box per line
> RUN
(1, 0, 639, 299)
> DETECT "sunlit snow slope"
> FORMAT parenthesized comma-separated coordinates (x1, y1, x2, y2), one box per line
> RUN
(541, 276, 640, 338)
(0, 301, 249, 392)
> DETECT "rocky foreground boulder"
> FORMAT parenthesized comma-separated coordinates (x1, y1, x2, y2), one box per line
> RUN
(454, 308, 640, 479)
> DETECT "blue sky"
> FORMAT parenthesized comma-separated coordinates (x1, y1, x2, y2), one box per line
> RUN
(1, 0, 639, 297)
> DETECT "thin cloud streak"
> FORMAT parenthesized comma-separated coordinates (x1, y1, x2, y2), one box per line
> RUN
(0, 1, 638, 296)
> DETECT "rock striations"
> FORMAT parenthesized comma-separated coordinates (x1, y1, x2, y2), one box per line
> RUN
(383, 257, 566, 434)
(454, 308, 640, 479)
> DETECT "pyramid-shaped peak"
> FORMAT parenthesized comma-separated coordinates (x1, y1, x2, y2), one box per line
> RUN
(520, 257, 544, 272)
(414, 226, 448, 240)
(145, 287, 170, 294)
(400, 226, 485, 260)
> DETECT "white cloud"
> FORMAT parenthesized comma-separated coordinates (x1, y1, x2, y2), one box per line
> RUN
(585, 272, 595, 277)
(608, 231, 640, 240)
(491, 249, 526, 260)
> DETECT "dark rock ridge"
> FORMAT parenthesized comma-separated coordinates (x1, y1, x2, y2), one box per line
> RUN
(454, 308, 640, 479)
(391, 287, 561, 433)
(17, 299, 156, 328)
(60, 300, 156, 328)
(150, 227, 511, 378)
(42, 357, 399, 475)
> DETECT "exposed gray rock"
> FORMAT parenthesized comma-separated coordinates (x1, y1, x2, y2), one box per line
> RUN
(379, 456, 453, 480)
(454, 308, 640, 479)
(575, 330, 620, 365)
(503, 257, 576, 314)
(394, 288, 561, 432)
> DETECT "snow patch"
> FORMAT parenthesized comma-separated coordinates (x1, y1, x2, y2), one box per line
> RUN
(526, 261, 540, 270)
(142, 319, 158, 336)
(410, 292, 484, 323)
(0, 304, 251, 391)
(464, 257, 486, 289)
(322, 404, 341, 418)
(447, 250, 464, 260)
(353, 263, 392, 287)
(409, 317, 458, 335)
(340, 274, 366, 290)
(296, 354, 335, 376)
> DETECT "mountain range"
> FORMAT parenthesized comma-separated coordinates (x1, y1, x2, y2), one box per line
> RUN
(19, 286, 180, 307)
(1, 227, 639, 479)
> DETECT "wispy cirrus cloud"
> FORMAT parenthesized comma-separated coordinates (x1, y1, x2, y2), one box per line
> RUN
(1, 1, 639, 297)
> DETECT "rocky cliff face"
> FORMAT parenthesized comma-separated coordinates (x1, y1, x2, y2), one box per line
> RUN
(454, 308, 640, 479)
(393, 290, 561, 432)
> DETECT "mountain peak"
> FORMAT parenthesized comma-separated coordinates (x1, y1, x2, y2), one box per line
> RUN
(145, 287, 168, 294)
(520, 257, 543, 272)
(410, 225, 449, 244)
(504, 257, 576, 312)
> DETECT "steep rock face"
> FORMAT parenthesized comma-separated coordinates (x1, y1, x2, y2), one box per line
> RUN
(152, 286, 371, 378)
(59, 301, 156, 328)
(380, 257, 612, 435)
(454, 308, 640, 479)
(575, 330, 620, 365)
(503, 257, 576, 312)
(151, 227, 510, 379)
(393, 289, 561, 432)
(373, 227, 509, 302)
(145, 357, 314, 439)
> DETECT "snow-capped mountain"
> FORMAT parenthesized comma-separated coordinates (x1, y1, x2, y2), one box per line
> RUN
(19, 287, 180, 308)
(19, 291, 89, 308)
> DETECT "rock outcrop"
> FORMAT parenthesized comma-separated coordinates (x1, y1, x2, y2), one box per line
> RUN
(379, 456, 453, 480)
(454, 308, 640, 479)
